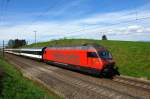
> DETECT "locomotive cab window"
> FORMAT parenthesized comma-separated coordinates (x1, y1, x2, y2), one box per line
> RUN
(87, 52, 98, 58)
(98, 51, 112, 59)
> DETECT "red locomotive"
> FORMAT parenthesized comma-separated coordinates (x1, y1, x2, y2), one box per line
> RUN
(42, 45, 118, 77)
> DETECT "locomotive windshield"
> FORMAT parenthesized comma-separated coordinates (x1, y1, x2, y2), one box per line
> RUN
(98, 51, 112, 59)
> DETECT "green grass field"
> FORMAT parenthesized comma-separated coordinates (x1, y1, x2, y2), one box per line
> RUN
(0, 57, 61, 99)
(26, 39, 150, 80)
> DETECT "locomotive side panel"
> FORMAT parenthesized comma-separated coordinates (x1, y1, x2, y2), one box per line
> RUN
(43, 49, 88, 67)
(43, 48, 103, 70)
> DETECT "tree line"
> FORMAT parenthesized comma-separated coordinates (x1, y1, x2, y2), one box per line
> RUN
(8, 39, 27, 48)
(7, 35, 107, 48)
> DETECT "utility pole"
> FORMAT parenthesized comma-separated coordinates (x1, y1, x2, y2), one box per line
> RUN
(3, 40, 4, 57)
(33, 31, 37, 47)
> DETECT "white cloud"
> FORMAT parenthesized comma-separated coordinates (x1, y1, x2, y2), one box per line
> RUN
(1, 3, 150, 43)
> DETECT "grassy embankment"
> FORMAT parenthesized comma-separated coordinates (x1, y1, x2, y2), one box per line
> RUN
(0, 57, 61, 99)
(26, 39, 150, 79)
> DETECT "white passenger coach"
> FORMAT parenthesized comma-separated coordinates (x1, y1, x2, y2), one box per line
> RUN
(5, 48, 43, 59)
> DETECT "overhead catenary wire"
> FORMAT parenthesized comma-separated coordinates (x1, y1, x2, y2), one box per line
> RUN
(21, 1, 62, 43)
(65, 16, 150, 35)
(23, 0, 62, 29)
(28, 2, 150, 39)
(0, 0, 5, 24)
(5, 1, 150, 42)
(66, 16, 150, 39)
(0, 0, 10, 25)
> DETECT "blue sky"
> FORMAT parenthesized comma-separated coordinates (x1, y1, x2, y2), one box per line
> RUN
(0, 0, 150, 44)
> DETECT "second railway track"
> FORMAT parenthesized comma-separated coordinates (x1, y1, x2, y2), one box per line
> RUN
(5, 53, 150, 99)
(113, 75, 150, 91)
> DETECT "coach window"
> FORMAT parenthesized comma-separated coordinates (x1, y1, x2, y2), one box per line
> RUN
(36, 51, 42, 55)
(87, 52, 98, 58)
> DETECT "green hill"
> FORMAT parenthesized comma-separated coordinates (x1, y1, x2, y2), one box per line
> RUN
(26, 39, 150, 79)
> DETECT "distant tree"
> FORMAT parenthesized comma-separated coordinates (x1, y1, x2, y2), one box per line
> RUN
(63, 37, 67, 39)
(8, 39, 27, 48)
(8, 39, 15, 48)
(102, 35, 107, 40)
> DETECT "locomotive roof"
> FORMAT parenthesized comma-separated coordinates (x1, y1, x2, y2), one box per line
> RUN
(47, 45, 104, 50)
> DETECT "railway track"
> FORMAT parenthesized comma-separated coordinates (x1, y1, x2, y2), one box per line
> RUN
(5, 53, 150, 99)
(46, 66, 150, 99)
(113, 75, 150, 91)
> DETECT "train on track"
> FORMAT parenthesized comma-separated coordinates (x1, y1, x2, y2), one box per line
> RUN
(5, 44, 119, 77)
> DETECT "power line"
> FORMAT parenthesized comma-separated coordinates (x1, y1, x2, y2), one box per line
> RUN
(62, 16, 150, 39)
(27, 3, 150, 38)
(0, 0, 5, 24)
(65, 16, 150, 35)
(16, 1, 150, 42)
(21, 1, 61, 43)
(0, 0, 10, 24)
(23, 1, 61, 27)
